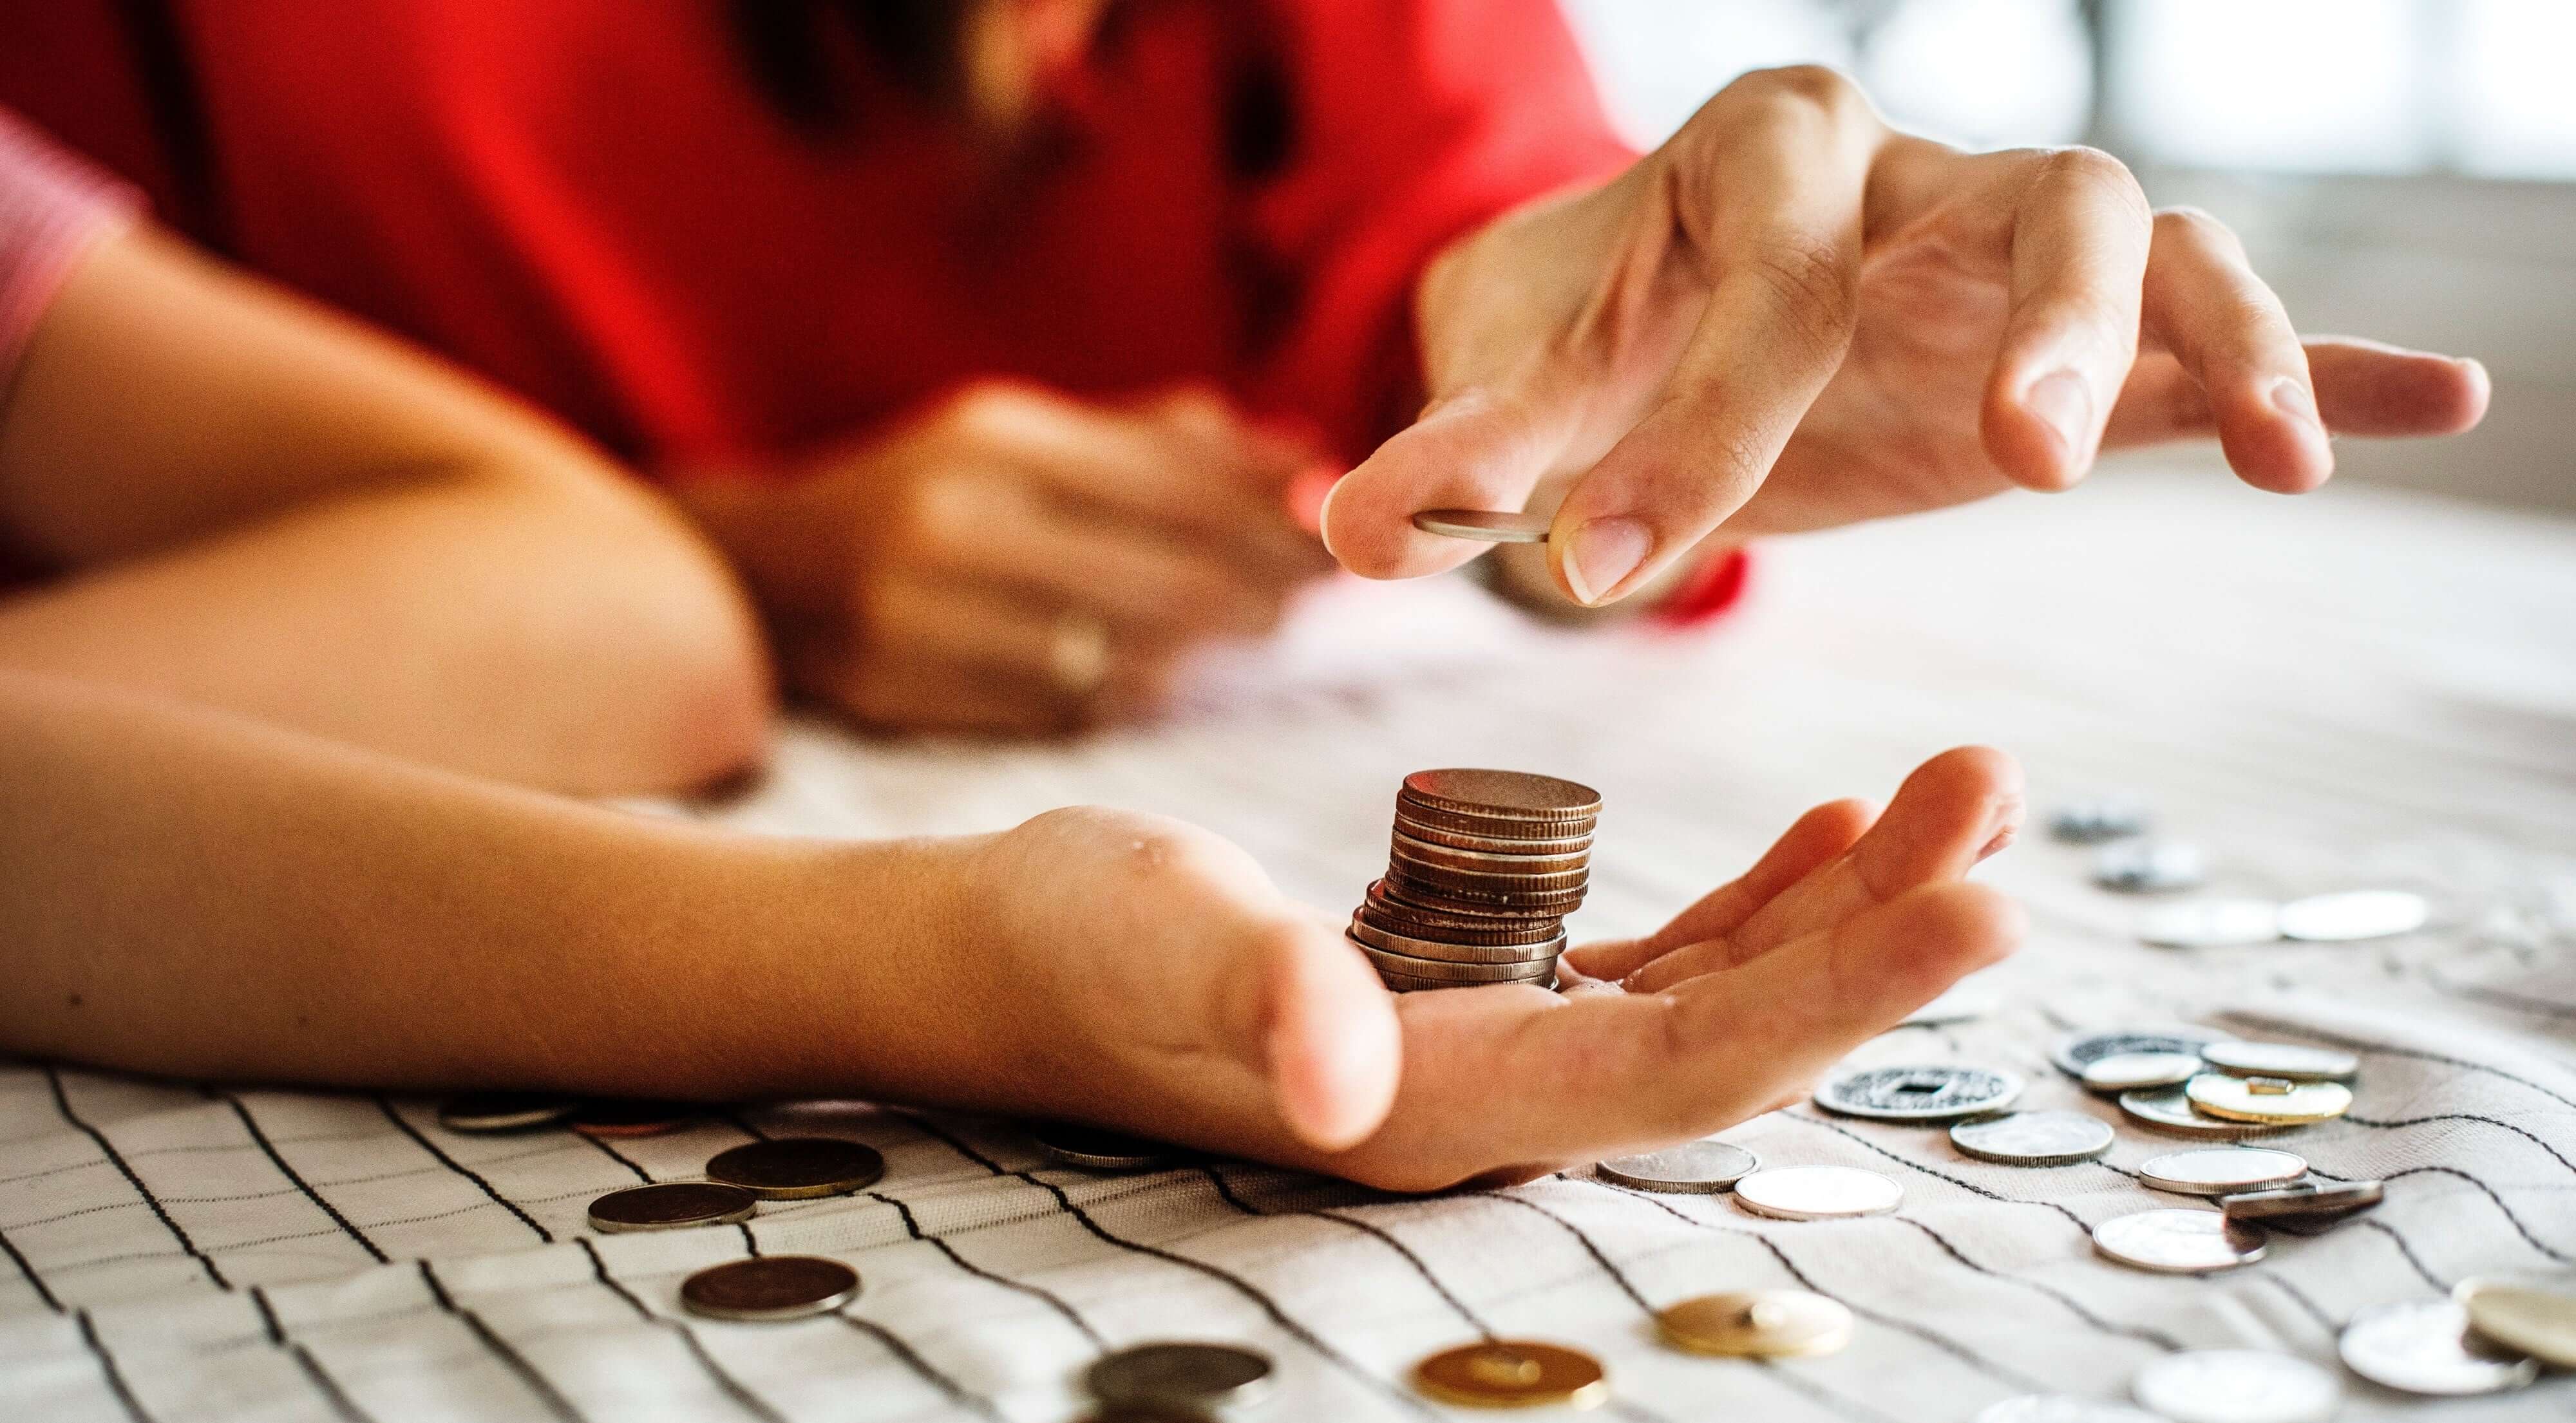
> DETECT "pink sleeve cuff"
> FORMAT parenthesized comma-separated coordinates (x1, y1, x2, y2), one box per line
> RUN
(0, 108, 142, 391)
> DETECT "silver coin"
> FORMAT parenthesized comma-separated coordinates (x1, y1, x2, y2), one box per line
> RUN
(437, 1092, 580, 1133)
(2277, 889, 2429, 942)
(587, 1182, 759, 1234)
(1596, 1140, 1759, 1193)
(2051, 1026, 2229, 1079)
(2049, 798, 2152, 844)
(1028, 1123, 1175, 1171)
(1732, 1166, 1903, 1221)
(2338, 1299, 2538, 1396)
(2080, 1051, 2205, 1093)
(679, 1255, 860, 1322)
(2094, 840, 2208, 894)
(1410, 508, 1551, 543)
(2199, 1042, 2358, 1082)
(2220, 1179, 2383, 1222)
(1378, 966, 1555, 994)
(2137, 1147, 2309, 1196)
(1814, 1064, 2023, 1122)
(2139, 899, 2282, 948)
(2456, 1277, 2576, 1369)
(1086, 1341, 1276, 1409)
(2130, 1350, 2337, 1423)
(1975, 1397, 2164, 1423)
(2117, 1086, 2293, 1140)
(1901, 982, 1997, 1026)
(2090, 1209, 2268, 1274)
(1949, 1111, 2115, 1166)
(1355, 943, 1559, 983)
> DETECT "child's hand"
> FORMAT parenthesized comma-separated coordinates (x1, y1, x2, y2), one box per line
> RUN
(940, 746, 2023, 1192)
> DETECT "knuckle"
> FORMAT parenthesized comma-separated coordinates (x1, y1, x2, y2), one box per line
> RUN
(2036, 145, 2150, 213)
(1740, 234, 1859, 353)
(2154, 205, 2246, 258)
(1741, 62, 1863, 117)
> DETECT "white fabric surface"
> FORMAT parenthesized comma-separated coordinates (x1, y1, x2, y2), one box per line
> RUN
(5, 466, 2573, 1421)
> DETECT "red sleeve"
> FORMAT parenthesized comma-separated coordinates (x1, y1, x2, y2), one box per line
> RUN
(1243, 0, 1634, 461)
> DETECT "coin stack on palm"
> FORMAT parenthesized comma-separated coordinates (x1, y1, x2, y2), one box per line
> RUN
(1347, 769, 1600, 992)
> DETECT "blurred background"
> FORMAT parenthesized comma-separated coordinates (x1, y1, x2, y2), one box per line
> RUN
(1561, 0, 2576, 514)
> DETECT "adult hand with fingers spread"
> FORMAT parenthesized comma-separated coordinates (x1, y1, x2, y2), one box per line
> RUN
(678, 383, 1333, 735)
(1324, 65, 2492, 609)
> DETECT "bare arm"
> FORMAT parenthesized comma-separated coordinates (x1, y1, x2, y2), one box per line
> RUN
(0, 227, 772, 793)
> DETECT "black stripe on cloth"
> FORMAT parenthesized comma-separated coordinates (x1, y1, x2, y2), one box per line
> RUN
(2304, 1163, 2571, 1263)
(43, 1065, 227, 1288)
(833, 1311, 1005, 1422)
(2222, 1013, 2576, 1115)
(1200, 1165, 1495, 1339)
(0, 1222, 62, 1312)
(252, 1288, 373, 1423)
(2340, 1110, 2576, 1177)
(576, 1133, 656, 1185)
(1781, 1111, 2096, 1232)
(2254, 1271, 2339, 1333)
(415, 1259, 587, 1423)
(2346, 1217, 2451, 1296)
(77, 1306, 153, 1423)
(1883, 1215, 2182, 1352)
(862, 1189, 1108, 1349)
(216, 1093, 388, 1263)
(573, 1238, 786, 1423)
(375, 1098, 553, 1243)
(1752, 1356, 1908, 1423)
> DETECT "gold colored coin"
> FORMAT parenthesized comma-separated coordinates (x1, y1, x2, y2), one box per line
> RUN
(1657, 1291, 1854, 1359)
(1412, 1341, 1607, 1410)
(2184, 1073, 2353, 1125)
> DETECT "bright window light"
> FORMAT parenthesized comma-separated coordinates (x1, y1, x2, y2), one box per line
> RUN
(2105, 0, 2429, 173)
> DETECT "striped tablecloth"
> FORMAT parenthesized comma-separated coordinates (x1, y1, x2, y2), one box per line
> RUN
(7, 464, 2574, 1420)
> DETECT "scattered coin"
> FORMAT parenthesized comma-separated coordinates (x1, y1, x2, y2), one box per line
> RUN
(1596, 1140, 1759, 1193)
(1411, 509, 1553, 544)
(2337, 1299, 2538, 1396)
(2130, 1350, 2337, 1423)
(1086, 1341, 1275, 1409)
(1975, 1397, 2164, 1423)
(703, 1138, 887, 1198)
(1733, 1166, 1904, 1221)
(2219, 1180, 2383, 1222)
(1815, 1064, 2023, 1122)
(587, 1182, 759, 1234)
(679, 1255, 860, 1322)
(2139, 899, 2284, 948)
(1029, 1123, 1175, 1172)
(2051, 1027, 2229, 1080)
(2199, 1042, 2358, 1082)
(1949, 1111, 2115, 1166)
(1411, 1341, 1607, 1410)
(1901, 982, 1997, 1026)
(2456, 1277, 2576, 1368)
(2277, 889, 2429, 943)
(2049, 798, 2152, 845)
(1656, 1290, 1853, 1358)
(569, 1099, 699, 1139)
(2090, 1209, 2268, 1274)
(2094, 841, 2208, 894)
(2080, 1051, 2205, 1093)
(2137, 1147, 2309, 1196)
(2117, 1086, 2293, 1140)
(2185, 1074, 2353, 1126)
(436, 1092, 580, 1134)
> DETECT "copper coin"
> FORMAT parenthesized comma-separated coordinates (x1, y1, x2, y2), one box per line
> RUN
(1390, 833, 1591, 876)
(1393, 816, 1593, 856)
(1349, 921, 1564, 965)
(1378, 966, 1555, 994)
(703, 1138, 886, 1199)
(679, 1255, 858, 1321)
(2220, 1179, 2383, 1221)
(1357, 942, 1560, 983)
(1399, 769, 1601, 822)
(587, 1182, 758, 1234)
(1657, 1290, 1853, 1358)
(1412, 1341, 1607, 1410)
(571, 1099, 699, 1138)
(437, 1093, 580, 1134)
(1364, 881, 1562, 938)
(1382, 872, 1587, 915)
(1390, 859, 1591, 898)
(1085, 1341, 1274, 1409)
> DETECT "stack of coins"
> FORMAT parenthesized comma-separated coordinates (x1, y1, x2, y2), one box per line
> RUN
(1347, 769, 1600, 992)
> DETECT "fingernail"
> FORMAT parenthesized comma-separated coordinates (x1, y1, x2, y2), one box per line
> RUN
(2269, 377, 2320, 430)
(1976, 826, 2017, 862)
(2024, 369, 2094, 462)
(1562, 518, 1653, 606)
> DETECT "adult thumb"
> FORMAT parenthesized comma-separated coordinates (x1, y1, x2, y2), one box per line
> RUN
(1320, 385, 1574, 581)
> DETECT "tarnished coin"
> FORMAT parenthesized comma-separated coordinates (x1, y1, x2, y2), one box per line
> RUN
(1028, 1123, 1175, 1171)
(1391, 832, 1589, 876)
(1393, 859, 1592, 898)
(587, 1181, 758, 1234)
(1949, 1111, 2115, 1166)
(1596, 1140, 1759, 1193)
(570, 1099, 699, 1138)
(1733, 1166, 1904, 1221)
(1656, 1290, 1853, 1358)
(2199, 1042, 2358, 1082)
(1355, 943, 1560, 983)
(1815, 1065, 2023, 1122)
(1382, 874, 1587, 915)
(2094, 841, 2208, 894)
(1411, 1341, 1607, 1410)
(1399, 769, 1601, 824)
(2277, 889, 2429, 942)
(2130, 1350, 2337, 1423)
(2456, 1278, 2576, 1368)
(1378, 966, 1555, 994)
(1411, 509, 1552, 544)
(2080, 1051, 2204, 1093)
(2185, 1074, 2352, 1125)
(704, 1138, 887, 1198)
(1394, 817, 1593, 856)
(2220, 1179, 2383, 1222)
(2090, 1209, 2268, 1274)
(1363, 881, 1563, 941)
(2139, 899, 2283, 949)
(2049, 797, 2152, 844)
(2117, 1087, 2292, 1140)
(437, 1092, 580, 1133)
(1086, 1341, 1274, 1409)
(2338, 1299, 2538, 1396)
(1975, 1397, 2164, 1423)
(2051, 1027, 2228, 1079)
(679, 1255, 859, 1321)
(2137, 1147, 2309, 1196)
(1349, 920, 1564, 964)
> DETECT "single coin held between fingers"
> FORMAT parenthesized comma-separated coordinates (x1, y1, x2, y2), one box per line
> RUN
(1411, 509, 1553, 543)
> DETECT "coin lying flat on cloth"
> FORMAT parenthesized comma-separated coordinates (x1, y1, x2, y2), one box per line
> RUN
(1085, 1342, 1274, 1410)
(1814, 1064, 2023, 1122)
(2130, 1350, 2338, 1423)
(1411, 1341, 1607, 1410)
(2138, 899, 2282, 948)
(2219, 1180, 2382, 1222)
(2198, 1042, 2358, 1082)
(2049, 797, 2151, 844)
(703, 1138, 887, 1198)
(2080, 1051, 2204, 1093)
(2136, 1147, 2309, 1196)
(587, 1182, 759, 1234)
(2094, 840, 2207, 893)
(1733, 1166, 1903, 1221)
(2090, 1209, 2266, 1274)
(569, 1099, 699, 1139)
(2117, 1086, 2294, 1140)
(2338, 1299, 2538, 1397)
(679, 1256, 860, 1322)
(1949, 1111, 2114, 1166)
(2052, 1028, 2229, 1080)
(2456, 1278, 2576, 1368)
(437, 1092, 580, 1134)
(1656, 1290, 1853, 1358)
(2184, 1073, 2352, 1126)
(2276, 889, 2429, 941)
(1596, 1140, 1759, 1193)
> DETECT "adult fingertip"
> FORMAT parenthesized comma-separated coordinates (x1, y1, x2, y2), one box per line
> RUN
(2447, 357, 2494, 433)
(1982, 372, 2092, 492)
(1555, 516, 1655, 605)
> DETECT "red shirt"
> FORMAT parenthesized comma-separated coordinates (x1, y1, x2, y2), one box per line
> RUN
(0, 0, 1632, 472)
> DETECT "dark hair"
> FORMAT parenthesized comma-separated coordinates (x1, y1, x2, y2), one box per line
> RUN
(726, 1, 972, 131)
